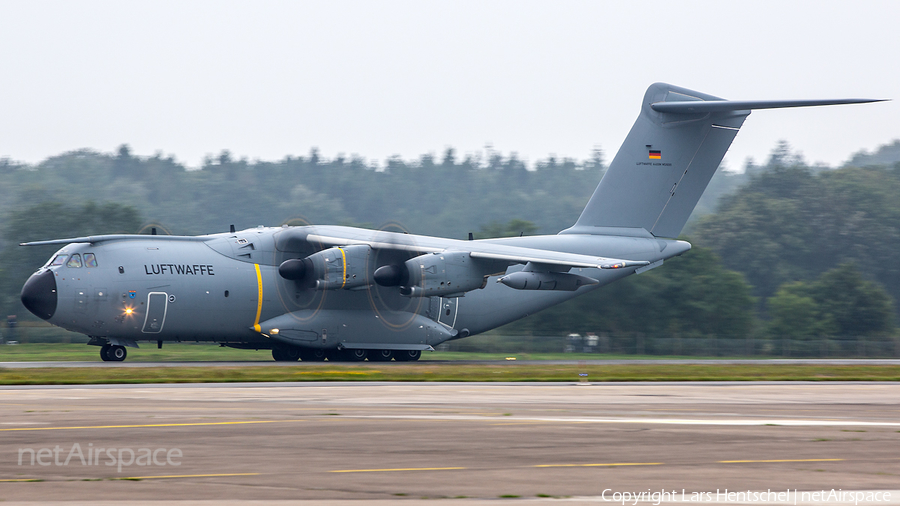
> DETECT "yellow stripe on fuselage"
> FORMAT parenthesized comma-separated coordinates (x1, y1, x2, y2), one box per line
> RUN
(338, 247, 347, 289)
(253, 263, 263, 332)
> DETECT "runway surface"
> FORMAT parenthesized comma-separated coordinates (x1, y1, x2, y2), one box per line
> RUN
(3, 358, 900, 368)
(1, 382, 899, 504)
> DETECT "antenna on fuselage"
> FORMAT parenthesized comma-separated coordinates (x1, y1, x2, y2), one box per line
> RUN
(230, 224, 235, 233)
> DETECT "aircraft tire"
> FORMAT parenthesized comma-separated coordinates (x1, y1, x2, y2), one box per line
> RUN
(272, 346, 300, 362)
(284, 346, 301, 361)
(344, 349, 368, 362)
(107, 345, 127, 362)
(394, 350, 421, 362)
(368, 349, 394, 362)
(100, 344, 112, 362)
(298, 349, 327, 362)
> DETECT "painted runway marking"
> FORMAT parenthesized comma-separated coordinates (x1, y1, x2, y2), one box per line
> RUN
(345, 414, 900, 427)
(535, 462, 663, 468)
(719, 459, 844, 463)
(120, 473, 260, 480)
(0, 419, 305, 431)
(3, 457, 863, 482)
(330, 467, 467, 473)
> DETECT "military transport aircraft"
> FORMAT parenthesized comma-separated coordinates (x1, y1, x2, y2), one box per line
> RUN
(19, 83, 884, 362)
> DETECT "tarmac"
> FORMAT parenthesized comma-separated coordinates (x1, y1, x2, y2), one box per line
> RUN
(0, 382, 899, 504)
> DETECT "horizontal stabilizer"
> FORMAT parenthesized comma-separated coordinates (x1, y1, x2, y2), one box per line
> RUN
(652, 98, 886, 114)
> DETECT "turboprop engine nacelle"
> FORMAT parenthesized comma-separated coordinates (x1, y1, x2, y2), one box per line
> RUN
(278, 245, 371, 290)
(400, 251, 488, 297)
(497, 271, 599, 291)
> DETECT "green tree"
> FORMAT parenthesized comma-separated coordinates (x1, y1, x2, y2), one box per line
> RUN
(694, 153, 900, 315)
(809, 263, 895, 338)
(767, 281, 833, 340)
(766, 264, 894, 340)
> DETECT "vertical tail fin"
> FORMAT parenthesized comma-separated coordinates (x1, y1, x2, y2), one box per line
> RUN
(563, 83, 882, 238)
(566, 83, 746, 238)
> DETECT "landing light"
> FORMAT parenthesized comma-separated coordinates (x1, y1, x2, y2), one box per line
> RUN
(270, 328, 280, 335)
(124, 307, 134, 315)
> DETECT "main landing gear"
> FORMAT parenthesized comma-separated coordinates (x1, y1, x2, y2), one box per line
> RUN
(100, 343, 127, 362)
(299, 348, 327, 362)
(330, 349, 420, 362)
(368, 349, 394, 362)
(393, 350, 421, 362)
(334, 349, 368, 362)
(271, 345, 302, 362)
(269, 346, 421, 362)
(323, 348, 420, 362)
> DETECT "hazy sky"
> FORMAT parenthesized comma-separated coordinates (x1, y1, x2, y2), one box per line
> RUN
(1, 1, 898, 169)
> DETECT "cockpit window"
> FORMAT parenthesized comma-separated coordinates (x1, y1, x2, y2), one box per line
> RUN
(84, 253, 98, 268)
(50, 255, 68, 266)
(66, 253, 83, 268)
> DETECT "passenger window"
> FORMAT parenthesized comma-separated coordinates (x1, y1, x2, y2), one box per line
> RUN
(66, 254, 83, 268)
(50, 255, 68, 266)
(84, 253, 98, 267)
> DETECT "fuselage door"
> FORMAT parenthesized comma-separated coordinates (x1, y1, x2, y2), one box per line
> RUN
(142, 292, 168, 333)
(437, 297, 458, 328)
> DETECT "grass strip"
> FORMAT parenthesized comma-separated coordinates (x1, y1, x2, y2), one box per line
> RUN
(0, 343, 774, 362)
(0, 344, 751, 362)
(0, 364, 899, 385)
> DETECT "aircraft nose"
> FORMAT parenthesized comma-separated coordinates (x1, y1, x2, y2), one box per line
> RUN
(21, 269, 58, 320)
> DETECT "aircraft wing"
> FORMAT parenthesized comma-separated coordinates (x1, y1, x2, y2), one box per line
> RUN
(306, 232, 649, 270)
(21, 227, 650, 270)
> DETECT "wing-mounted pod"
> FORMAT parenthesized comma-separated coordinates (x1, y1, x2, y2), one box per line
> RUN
(278, 245, 372, 290)
(497, 271, 599, 291)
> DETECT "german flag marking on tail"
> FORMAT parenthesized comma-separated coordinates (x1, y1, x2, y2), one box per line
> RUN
(648, 150, 661, 160)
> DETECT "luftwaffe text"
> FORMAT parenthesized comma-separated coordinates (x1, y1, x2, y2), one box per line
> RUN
(144, 264, 215, 275)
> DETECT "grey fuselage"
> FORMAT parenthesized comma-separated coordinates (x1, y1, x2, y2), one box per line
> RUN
(28, 225, 689, 350)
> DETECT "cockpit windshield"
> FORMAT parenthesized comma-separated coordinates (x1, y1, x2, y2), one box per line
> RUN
(66, 254, 83, 268)
(49, 255, 68, 266)
(84, 253, 98, 267)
